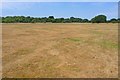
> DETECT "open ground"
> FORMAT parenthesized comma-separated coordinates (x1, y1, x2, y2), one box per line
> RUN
(2, 23, 118, 78)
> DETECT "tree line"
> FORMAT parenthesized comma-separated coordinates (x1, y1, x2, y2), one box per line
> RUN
(1, 15, 120, 23)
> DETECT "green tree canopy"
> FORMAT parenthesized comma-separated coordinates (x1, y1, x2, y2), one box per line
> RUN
(1, 15, 119, 23)
(109, 18, 118, 23)
(91, 15, 107, 23)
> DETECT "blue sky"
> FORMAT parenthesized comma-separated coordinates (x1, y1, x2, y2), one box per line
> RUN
(2, 2, 118, 20)
(2, 0, 120, 2)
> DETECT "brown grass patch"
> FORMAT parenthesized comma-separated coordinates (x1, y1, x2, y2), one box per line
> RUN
(2, 23, 118, 78)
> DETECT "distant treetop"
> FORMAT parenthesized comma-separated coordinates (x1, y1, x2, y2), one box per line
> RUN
(1, 15, 119, 23)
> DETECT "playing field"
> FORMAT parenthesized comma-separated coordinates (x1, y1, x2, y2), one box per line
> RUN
(2, 23, 118, 78)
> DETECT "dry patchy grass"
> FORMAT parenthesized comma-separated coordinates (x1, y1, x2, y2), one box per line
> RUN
(2, 23, 118, 78)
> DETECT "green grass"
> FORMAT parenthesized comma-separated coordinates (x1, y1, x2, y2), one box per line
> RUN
(86, 39, 118, 49)
(99, 40, 118, 49)
(64, 37, 83, 42)
(63, 37, 118, 49)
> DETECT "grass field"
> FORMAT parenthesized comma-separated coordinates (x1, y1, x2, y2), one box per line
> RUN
(2, 23, 118, 78)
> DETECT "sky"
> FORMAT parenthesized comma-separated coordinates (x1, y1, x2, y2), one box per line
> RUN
(2, 0, 120, 2)
(1, 2, 118, 20)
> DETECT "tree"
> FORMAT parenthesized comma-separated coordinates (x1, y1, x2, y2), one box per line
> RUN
(69, 17, 83, 23)
(63, 18, 70, 23)
(91, 15, 107, 23)
(70, 17, 75, 22)
(82, 19, 89, 23)
(3, 15, 117, 23)
(31, 19, 37, 23)
(118, 18, 120, 23)
(47, 16, 54, 23)
(41, 17, 47, 23)
(48, 16, 54, 19)
(110, 18, 118, 23)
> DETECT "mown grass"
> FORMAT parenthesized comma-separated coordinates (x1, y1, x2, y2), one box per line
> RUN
(64, 37, 83, 42)
(63, 37, 118, 49)
(42, 28, 51, 30)
(3, 23, 118, 78)
(99, 40, 118, 49)
(91, 30, 104, 35)
(61, 65, 81, 72)
(14, 48, 34, 55)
